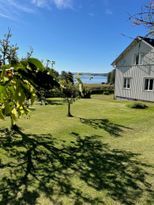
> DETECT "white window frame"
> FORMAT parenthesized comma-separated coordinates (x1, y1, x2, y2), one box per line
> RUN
(134, 54, 139, 65)
(134, 53, 144, 65)
(144, 78, 154, 91)
(123, 77, 131, 89)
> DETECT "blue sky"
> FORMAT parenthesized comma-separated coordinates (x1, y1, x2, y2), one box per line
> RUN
(0, 0, 148, 73)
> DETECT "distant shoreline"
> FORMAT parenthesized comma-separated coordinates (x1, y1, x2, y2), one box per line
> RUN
(73, 73, 107, 84)
(72, 72, 108, 77)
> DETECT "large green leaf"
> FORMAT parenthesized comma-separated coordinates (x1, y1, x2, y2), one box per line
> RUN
(28, 58, 44, 71)
(11, 108, 18, 121)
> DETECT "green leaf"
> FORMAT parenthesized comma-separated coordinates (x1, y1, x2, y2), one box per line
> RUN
(0, 109, 4, 119)
(0, 86, 6, 102)
(4, 102, 14, 116)
(0, 85, 5, 92)
(28, 58, 44, 71)
(11, 108, 18, 120)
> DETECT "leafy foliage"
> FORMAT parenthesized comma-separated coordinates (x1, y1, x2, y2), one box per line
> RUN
(84, 84, 114, 95)
(0, 55, 59, 127)
(107, 69, 115, 85)
(18, 58, 59, 91)
(59, 72, 82, 117)
(0, 60, 36, 127)
(0, 29, 18, 65)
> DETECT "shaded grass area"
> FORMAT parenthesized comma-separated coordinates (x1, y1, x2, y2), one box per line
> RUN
(0, 95, 154, 204)
(80, 118, 132, 137)
(0, 129, 153, 205)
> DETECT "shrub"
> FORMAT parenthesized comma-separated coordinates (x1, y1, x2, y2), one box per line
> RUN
(128, 102, 148, 109)
(85, 84, 114, 95)
(103, 91, 110, 95)
(49, 88, 63, 97)
(81, 90, 91, 98)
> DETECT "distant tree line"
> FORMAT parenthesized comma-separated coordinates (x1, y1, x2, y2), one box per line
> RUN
(107, 69, 115, 85)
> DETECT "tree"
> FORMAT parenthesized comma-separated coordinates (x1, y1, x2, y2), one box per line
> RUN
(35, 59, 60, 102)
(59, 71, 81, 117)
(45, 59, 59, 80)
(0, 59, 36, 129)
(0, 57, 60, 129)
(19, 58, 59, 99)
(129, 0, 154, 37)
(0, 30, 59, 128)
(107, 69, 115, 85)
(0, 29, 18, 65)
(26, 47, 34, 59)
(60, 71, 74, 84)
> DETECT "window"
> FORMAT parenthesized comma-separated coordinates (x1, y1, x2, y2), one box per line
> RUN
(124, 78, 131, 89)
(135, 54, 139, 65)
(140, 54, 144, 64)
(144, 78, 154, 91)
(134, 53, 144, 65)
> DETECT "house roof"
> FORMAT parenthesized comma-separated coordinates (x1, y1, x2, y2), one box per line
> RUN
(139, 36, 154, 47)
(112, 36, 154, 66)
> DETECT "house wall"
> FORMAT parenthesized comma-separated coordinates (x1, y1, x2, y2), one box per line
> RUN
(115, 41, 154, 102)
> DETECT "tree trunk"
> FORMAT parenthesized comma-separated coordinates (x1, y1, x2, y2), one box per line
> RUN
(67, 100, 73, 117)
(10, 117, 19, 131)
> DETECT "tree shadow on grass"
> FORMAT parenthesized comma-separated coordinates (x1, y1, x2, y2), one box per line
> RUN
(0, 129, 153, 205)
(80, 118, 132, 137)
(46, 99, 64, 106)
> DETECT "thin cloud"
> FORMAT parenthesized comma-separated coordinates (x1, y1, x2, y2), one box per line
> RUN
(8, 0, 34, 13)
(0, 12, 12, 19)
(0, 0, 73, 20)
(32, 0, 73, 9)
(0, 0, 34, 20)
(53, 0, 73, 9)
(31, 0, 49, 8)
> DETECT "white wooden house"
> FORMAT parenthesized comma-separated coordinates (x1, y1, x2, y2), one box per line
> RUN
(112, 36, 154, 102)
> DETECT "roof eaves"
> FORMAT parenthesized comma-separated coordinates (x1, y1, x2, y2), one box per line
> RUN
(111, 37, 139, 67)
(139, 37, 154, 48)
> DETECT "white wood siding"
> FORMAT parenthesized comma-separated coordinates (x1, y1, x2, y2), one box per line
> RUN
(115, 41, 154, 102)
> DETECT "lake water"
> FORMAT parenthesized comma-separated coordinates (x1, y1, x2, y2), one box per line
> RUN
(74, 74, 107, 84)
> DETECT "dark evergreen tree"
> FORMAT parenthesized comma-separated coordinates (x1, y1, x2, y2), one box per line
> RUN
(107, 69, 115, 85)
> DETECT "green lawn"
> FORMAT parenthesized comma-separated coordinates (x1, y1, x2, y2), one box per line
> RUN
(0, 95, 154, 205)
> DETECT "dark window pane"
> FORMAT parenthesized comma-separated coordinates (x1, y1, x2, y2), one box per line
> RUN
(124, 78, 127, 88)
(124, 78, 130, 88)
(127, 79, 130, 88)
(149, 79, 153, 90)
(136, 54, 139, 65)
(144, 79, 149, 90)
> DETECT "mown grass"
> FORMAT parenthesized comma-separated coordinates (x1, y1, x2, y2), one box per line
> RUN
(0, 95, 154, 205)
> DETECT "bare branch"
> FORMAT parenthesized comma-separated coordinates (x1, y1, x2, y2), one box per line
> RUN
(129, 0, 154, 37)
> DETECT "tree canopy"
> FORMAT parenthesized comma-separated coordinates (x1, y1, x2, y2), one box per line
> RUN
(0, 31, 59, 129)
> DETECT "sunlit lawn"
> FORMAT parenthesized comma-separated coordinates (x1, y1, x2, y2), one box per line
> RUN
(0, 95, 154, 205)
